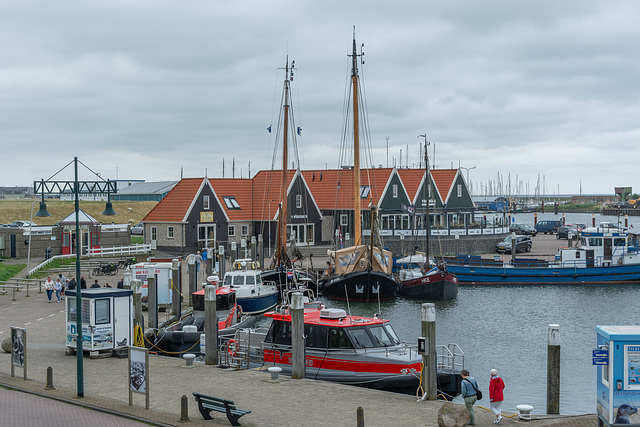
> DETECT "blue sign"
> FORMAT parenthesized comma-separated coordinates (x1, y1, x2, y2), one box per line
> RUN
(593, 349, 609, 358)
(593, 357, 609, 365)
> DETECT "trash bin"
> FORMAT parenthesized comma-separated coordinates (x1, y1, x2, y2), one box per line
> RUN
(45, 247, 52, 260)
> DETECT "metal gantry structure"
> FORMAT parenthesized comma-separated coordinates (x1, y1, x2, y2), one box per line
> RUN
(34, 157, 116, 398)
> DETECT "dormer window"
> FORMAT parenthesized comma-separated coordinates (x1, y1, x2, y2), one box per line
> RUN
(360, 186, 371, 198)
(223, 196, 241, 209)
(203, 195, 210, 210)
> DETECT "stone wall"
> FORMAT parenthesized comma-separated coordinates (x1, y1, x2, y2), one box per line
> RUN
(379, 234, 506, 257)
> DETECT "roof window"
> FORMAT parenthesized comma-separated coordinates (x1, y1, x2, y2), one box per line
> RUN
(223, 196, 241, 209)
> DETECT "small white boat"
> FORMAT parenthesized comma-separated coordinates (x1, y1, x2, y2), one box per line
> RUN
(223, 259, 279, 315)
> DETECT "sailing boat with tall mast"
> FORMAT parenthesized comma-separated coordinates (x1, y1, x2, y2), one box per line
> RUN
(320, 30, 398, 302)
(260, 57, 317, 293)
(398, 139, 458, 300)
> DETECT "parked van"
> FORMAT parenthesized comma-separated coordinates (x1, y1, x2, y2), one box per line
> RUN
(534, 220, 563, 234)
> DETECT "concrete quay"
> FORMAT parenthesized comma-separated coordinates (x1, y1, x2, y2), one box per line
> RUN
(0, 256, 597, 426)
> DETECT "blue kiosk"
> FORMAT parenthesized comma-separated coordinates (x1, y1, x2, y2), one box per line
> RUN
(596, 326, 640, 426)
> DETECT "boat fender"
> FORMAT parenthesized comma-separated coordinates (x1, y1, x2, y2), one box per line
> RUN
(236, 306, 242, 322)
(227, 339, 238, 357)
(573, 273, 578, 278)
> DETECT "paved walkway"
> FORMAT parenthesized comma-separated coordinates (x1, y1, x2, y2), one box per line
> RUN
(0, 258, 598, 426)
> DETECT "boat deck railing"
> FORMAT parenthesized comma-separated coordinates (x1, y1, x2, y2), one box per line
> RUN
(436, 343, 464, 372)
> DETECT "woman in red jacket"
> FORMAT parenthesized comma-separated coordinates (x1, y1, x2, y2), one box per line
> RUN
(489, 369, 505, 424)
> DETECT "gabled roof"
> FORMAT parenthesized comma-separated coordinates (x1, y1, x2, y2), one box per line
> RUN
(301, 168, 393, 210)
(57, 209, 99, 225)
(432, 169, 459, 203)
(143, 178, 204, 223)
(209, 178, 254, 221)
(397, 169, 458, 204)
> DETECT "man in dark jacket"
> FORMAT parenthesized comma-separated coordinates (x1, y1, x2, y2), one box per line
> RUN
(67, 278, 76, 290)
(80, 276, 87, 289)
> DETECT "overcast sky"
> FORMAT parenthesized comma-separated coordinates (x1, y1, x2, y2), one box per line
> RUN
(2, 1, 639, 196)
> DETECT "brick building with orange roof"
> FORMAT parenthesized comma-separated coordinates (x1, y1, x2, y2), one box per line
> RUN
(140, 167, 477, 255)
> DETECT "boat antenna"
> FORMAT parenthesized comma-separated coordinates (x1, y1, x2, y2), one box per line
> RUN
(344, 284, 352, 319)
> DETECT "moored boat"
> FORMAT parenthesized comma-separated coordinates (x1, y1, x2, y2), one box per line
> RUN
(148, 285, 256, 356)
(237, 301, 463, 397)
(219, 259, 279, 315)
(447, 227, 640, 285)
(398, 261, 458, 301)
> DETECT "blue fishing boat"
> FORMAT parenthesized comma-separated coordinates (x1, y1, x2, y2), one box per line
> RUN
(446, 227, 640, 285)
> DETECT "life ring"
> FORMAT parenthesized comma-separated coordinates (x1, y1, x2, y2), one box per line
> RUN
(227, 339, 238, 357)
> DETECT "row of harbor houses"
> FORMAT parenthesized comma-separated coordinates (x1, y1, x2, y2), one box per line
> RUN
(141, 166, 509, 255)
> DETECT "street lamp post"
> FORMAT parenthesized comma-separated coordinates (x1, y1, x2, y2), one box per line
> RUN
(460, 165, 476, 195)
(27, 201, 37, 277)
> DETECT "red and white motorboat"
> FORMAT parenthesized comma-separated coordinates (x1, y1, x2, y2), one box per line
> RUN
(258, 301, 462, 397)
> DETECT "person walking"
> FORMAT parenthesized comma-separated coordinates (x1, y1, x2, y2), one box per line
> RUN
(461, 369, 479, 426)
(489, 369, 506, 424)
(91, 280, 101, 289)
(44, 276, 54, 303)
(67, 277, 76, 290)
(80, 275, 87, 289)
(195, 251, 203, 276)
(54, 277, 62, 303)
(201, 249, 208, 271)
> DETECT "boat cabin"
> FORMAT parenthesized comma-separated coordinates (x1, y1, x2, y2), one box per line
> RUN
(559, 227, 640, 268)
(264, 307, 401, 350)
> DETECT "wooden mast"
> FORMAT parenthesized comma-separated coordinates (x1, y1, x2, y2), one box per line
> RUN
(351, 30, 361, 246)
(419, 135, 430, 262)
(276, 58, 292, 265)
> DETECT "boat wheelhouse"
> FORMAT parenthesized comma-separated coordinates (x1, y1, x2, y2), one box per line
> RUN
(221, 259, 278, 315)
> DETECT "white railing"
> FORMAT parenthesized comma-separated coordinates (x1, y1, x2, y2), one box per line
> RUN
(28, 254, 76, 277)
(87, 244, 151, 257)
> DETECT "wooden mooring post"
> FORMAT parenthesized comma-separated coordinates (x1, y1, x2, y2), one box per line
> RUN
(421, 303, 437, 400)
(547, 324, 560, 414)
(291, 292, 305, 379)
(204, 285, 218, 365)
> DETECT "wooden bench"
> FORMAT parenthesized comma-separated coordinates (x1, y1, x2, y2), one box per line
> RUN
(192, 393, 251, 426)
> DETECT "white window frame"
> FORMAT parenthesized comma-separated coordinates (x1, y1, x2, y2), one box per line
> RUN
(393, 184, 398, 198)
(457, 184, 462, 197)
(167, 226, 174, 239)
(241, 225, 249, 236)
(296, 194, 302, 209)
(203, 195, 210, 210)
(228, 225, 236, 237)
(340, 214, 348, 226)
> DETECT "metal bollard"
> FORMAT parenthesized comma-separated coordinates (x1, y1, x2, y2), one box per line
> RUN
(179, 395, 189, 422)
(26, 284, 30, 298)
(45, 366, 56, 390)
(12, 288, 17, 301)
(268, 366, 282, 382)
(357, 406, 365, 427)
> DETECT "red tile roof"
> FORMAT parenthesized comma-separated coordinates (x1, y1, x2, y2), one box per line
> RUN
(397, 169, 458, 203)
(301, 168, 393, 210)
(143, 178, 204, 222)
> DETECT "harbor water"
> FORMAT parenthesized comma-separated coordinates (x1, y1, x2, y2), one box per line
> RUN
(323, 212, 640, 415)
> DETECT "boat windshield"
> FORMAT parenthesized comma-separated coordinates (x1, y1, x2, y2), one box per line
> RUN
(232, 275, 244, 286)
(369, 324, 400, 347)
(346, 328, 376, 348)
(223, 275, 233, 286)
(246, 274, 256, 285)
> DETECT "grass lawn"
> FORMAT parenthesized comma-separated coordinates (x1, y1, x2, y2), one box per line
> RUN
(30, 257, 77, 279)
(0, 263, 26, 281)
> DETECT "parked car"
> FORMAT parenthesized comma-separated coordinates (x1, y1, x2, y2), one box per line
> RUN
(509, 223, 538, 236)
(496, 235, 532, 253)
(557, 226, 578, 240)
(130, 222, 144, 235)
(534, 220, 563, 234)
(567, 223, 587, 232)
